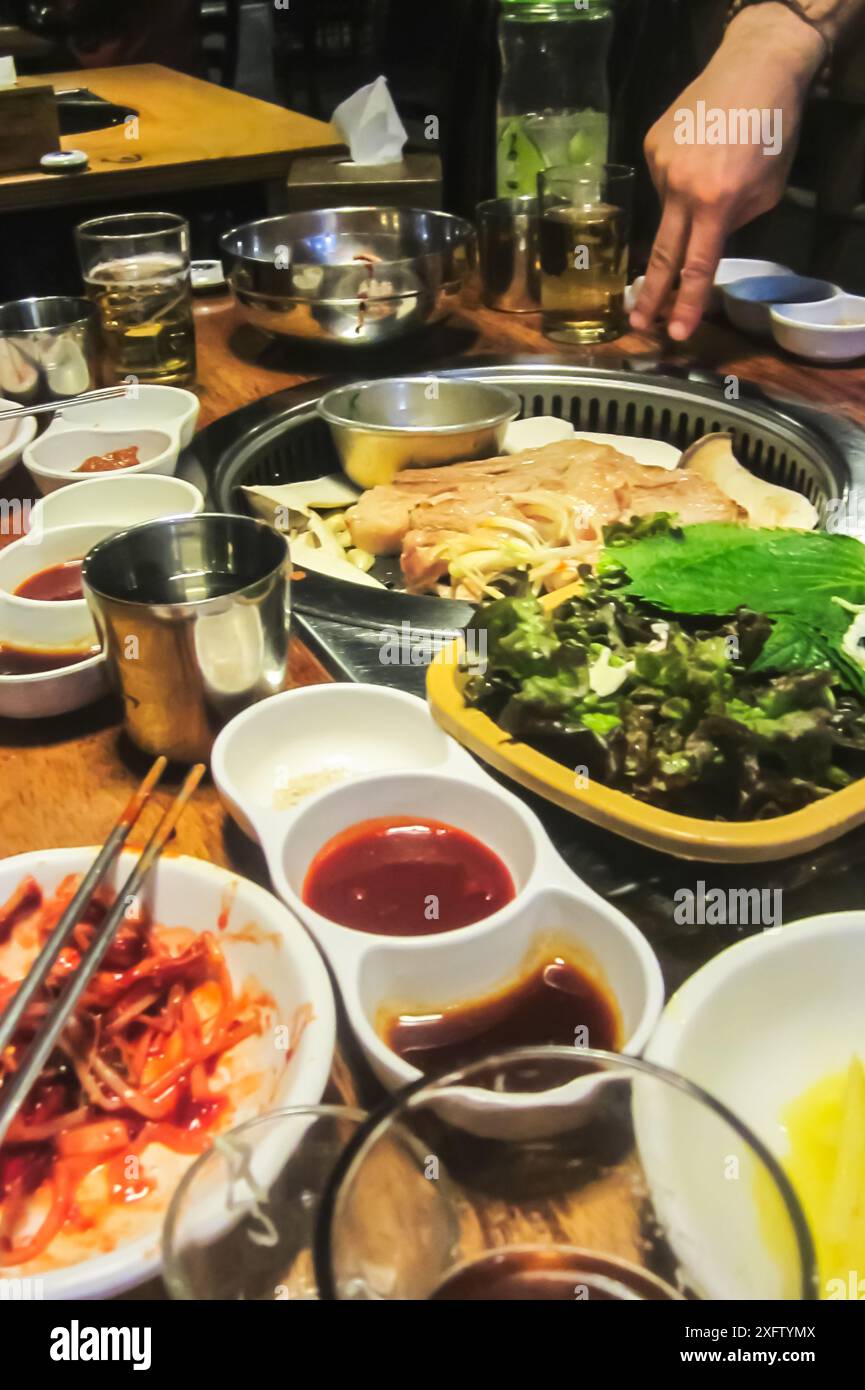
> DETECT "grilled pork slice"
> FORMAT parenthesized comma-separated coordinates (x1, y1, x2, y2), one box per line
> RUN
(345, 440, 633, 555)
(344, 438, 743, 593)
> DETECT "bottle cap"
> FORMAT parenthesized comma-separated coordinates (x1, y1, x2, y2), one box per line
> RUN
(40, 150, 89, 174)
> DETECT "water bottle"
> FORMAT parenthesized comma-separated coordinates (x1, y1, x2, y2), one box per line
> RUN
(497, 0, 615, 196)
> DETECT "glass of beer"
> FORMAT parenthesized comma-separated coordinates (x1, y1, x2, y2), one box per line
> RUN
(538, 163, 634, 344)
(75, 211, 196, 385)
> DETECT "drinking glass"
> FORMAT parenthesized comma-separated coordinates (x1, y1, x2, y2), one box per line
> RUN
(476, 196, 541, 313)
(75, 211, 196, 385)
(315, 1048, 817, 1301)
(538, 163, 634, 344)
(163, 1106, 367, 1299)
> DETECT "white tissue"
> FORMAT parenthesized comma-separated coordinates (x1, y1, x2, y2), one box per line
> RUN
(332, 76, 407, 166)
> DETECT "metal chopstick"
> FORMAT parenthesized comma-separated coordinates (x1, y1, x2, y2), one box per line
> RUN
(0, 386, 131, 424)
(0, 757, 167, 1064)
(0, 761, 205, 1149)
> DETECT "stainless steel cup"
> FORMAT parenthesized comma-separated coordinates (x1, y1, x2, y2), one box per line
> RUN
(82, 514, 291, 763)
(0, 296, 100, 405)
(476, 196, 541, 313)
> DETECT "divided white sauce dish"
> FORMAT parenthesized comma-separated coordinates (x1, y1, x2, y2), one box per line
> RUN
(212, 685, 665, 1112)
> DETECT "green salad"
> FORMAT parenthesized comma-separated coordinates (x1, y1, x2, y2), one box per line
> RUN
(463, 518, 865, 820)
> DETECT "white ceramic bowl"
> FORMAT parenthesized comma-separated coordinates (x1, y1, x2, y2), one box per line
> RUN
(29, 473, 205, 537)
(213, 685, 664, 1119)
(722, 275, 840, 337)
(714, 257, 793, 288)
(23, 426, 178, 495)
(642, 914, 865, 1299)
(0, 521, 117, 646)
(349, 882, 664, 1092)
(271, 769, 543, 960)
(211, 684, 462, 842)
(710, 258, 793, 313)
(0, 395, 37, 481)
(265, 764, 664, 1104)
(770, 293, 865, 363)
(53, 383, 200, 447)
(646, 913, 865, 1157)
(0, 846, 335, 1299)
(0, 643, 108, 718)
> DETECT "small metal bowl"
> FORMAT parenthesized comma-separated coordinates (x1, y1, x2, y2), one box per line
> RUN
(219, 206, 476, 347)
(317, 377, 522, 488)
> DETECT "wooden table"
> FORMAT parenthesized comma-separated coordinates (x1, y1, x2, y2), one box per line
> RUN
(4, 285, 865, 1031)
(0, 64, 338, 213)
(3, 289, 864, 1297)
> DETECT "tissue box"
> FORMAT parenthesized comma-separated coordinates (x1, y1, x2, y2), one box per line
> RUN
(283, 151, 442, 213)
(0, 85, 60, 174)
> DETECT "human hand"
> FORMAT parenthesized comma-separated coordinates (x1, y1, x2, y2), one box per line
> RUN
(630, 3, 825, 341)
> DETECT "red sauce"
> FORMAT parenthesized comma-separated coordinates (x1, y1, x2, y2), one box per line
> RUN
(14, 559, 84, 603)
(0, 644, 99, 675)
(302, 816, 514, 936)
(75, 446, 140, 474)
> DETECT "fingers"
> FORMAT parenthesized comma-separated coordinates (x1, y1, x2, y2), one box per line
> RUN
(666, 211, 727, 341)
(629, 199, 689, 332)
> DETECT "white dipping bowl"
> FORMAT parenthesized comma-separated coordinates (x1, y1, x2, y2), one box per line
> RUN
(0, 521, 118, 646)
(349, 882, 665, 1092)
(23, 426, 177, 494)
(710, 258, 792, 312)
(211, 683, 457, 843)
(54, 383, 200, 447)
(272, 770, 543, 962)
(0, 395, 37, 481)
(770, 293, 865, 363)
(0, 643, 107, 718)
(0, 847, 335, 1299)
(29, 473, 204, 536)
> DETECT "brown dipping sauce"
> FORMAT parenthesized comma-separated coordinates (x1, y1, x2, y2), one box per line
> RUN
(14, 559, 84, 603)
(0, 643, 99, 675)
(379, 942, 621, 1074)
(75, 446, 140, 474)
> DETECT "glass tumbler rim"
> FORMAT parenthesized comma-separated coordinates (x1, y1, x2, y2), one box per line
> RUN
(162, 1103, 368, 1300)
(312, 1044, 818, 1302)
(540, 161, 635, 186)
(75, 210, 190, 243)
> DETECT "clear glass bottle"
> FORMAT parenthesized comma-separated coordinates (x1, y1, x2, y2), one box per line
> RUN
(496, 0, 615, 197)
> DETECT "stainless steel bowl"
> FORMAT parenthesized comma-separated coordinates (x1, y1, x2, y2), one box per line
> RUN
(317, 377, 521, 488)
(219, 207, 476, 347)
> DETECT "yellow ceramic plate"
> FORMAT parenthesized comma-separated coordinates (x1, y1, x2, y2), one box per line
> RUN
(426, 583, 865, 863)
